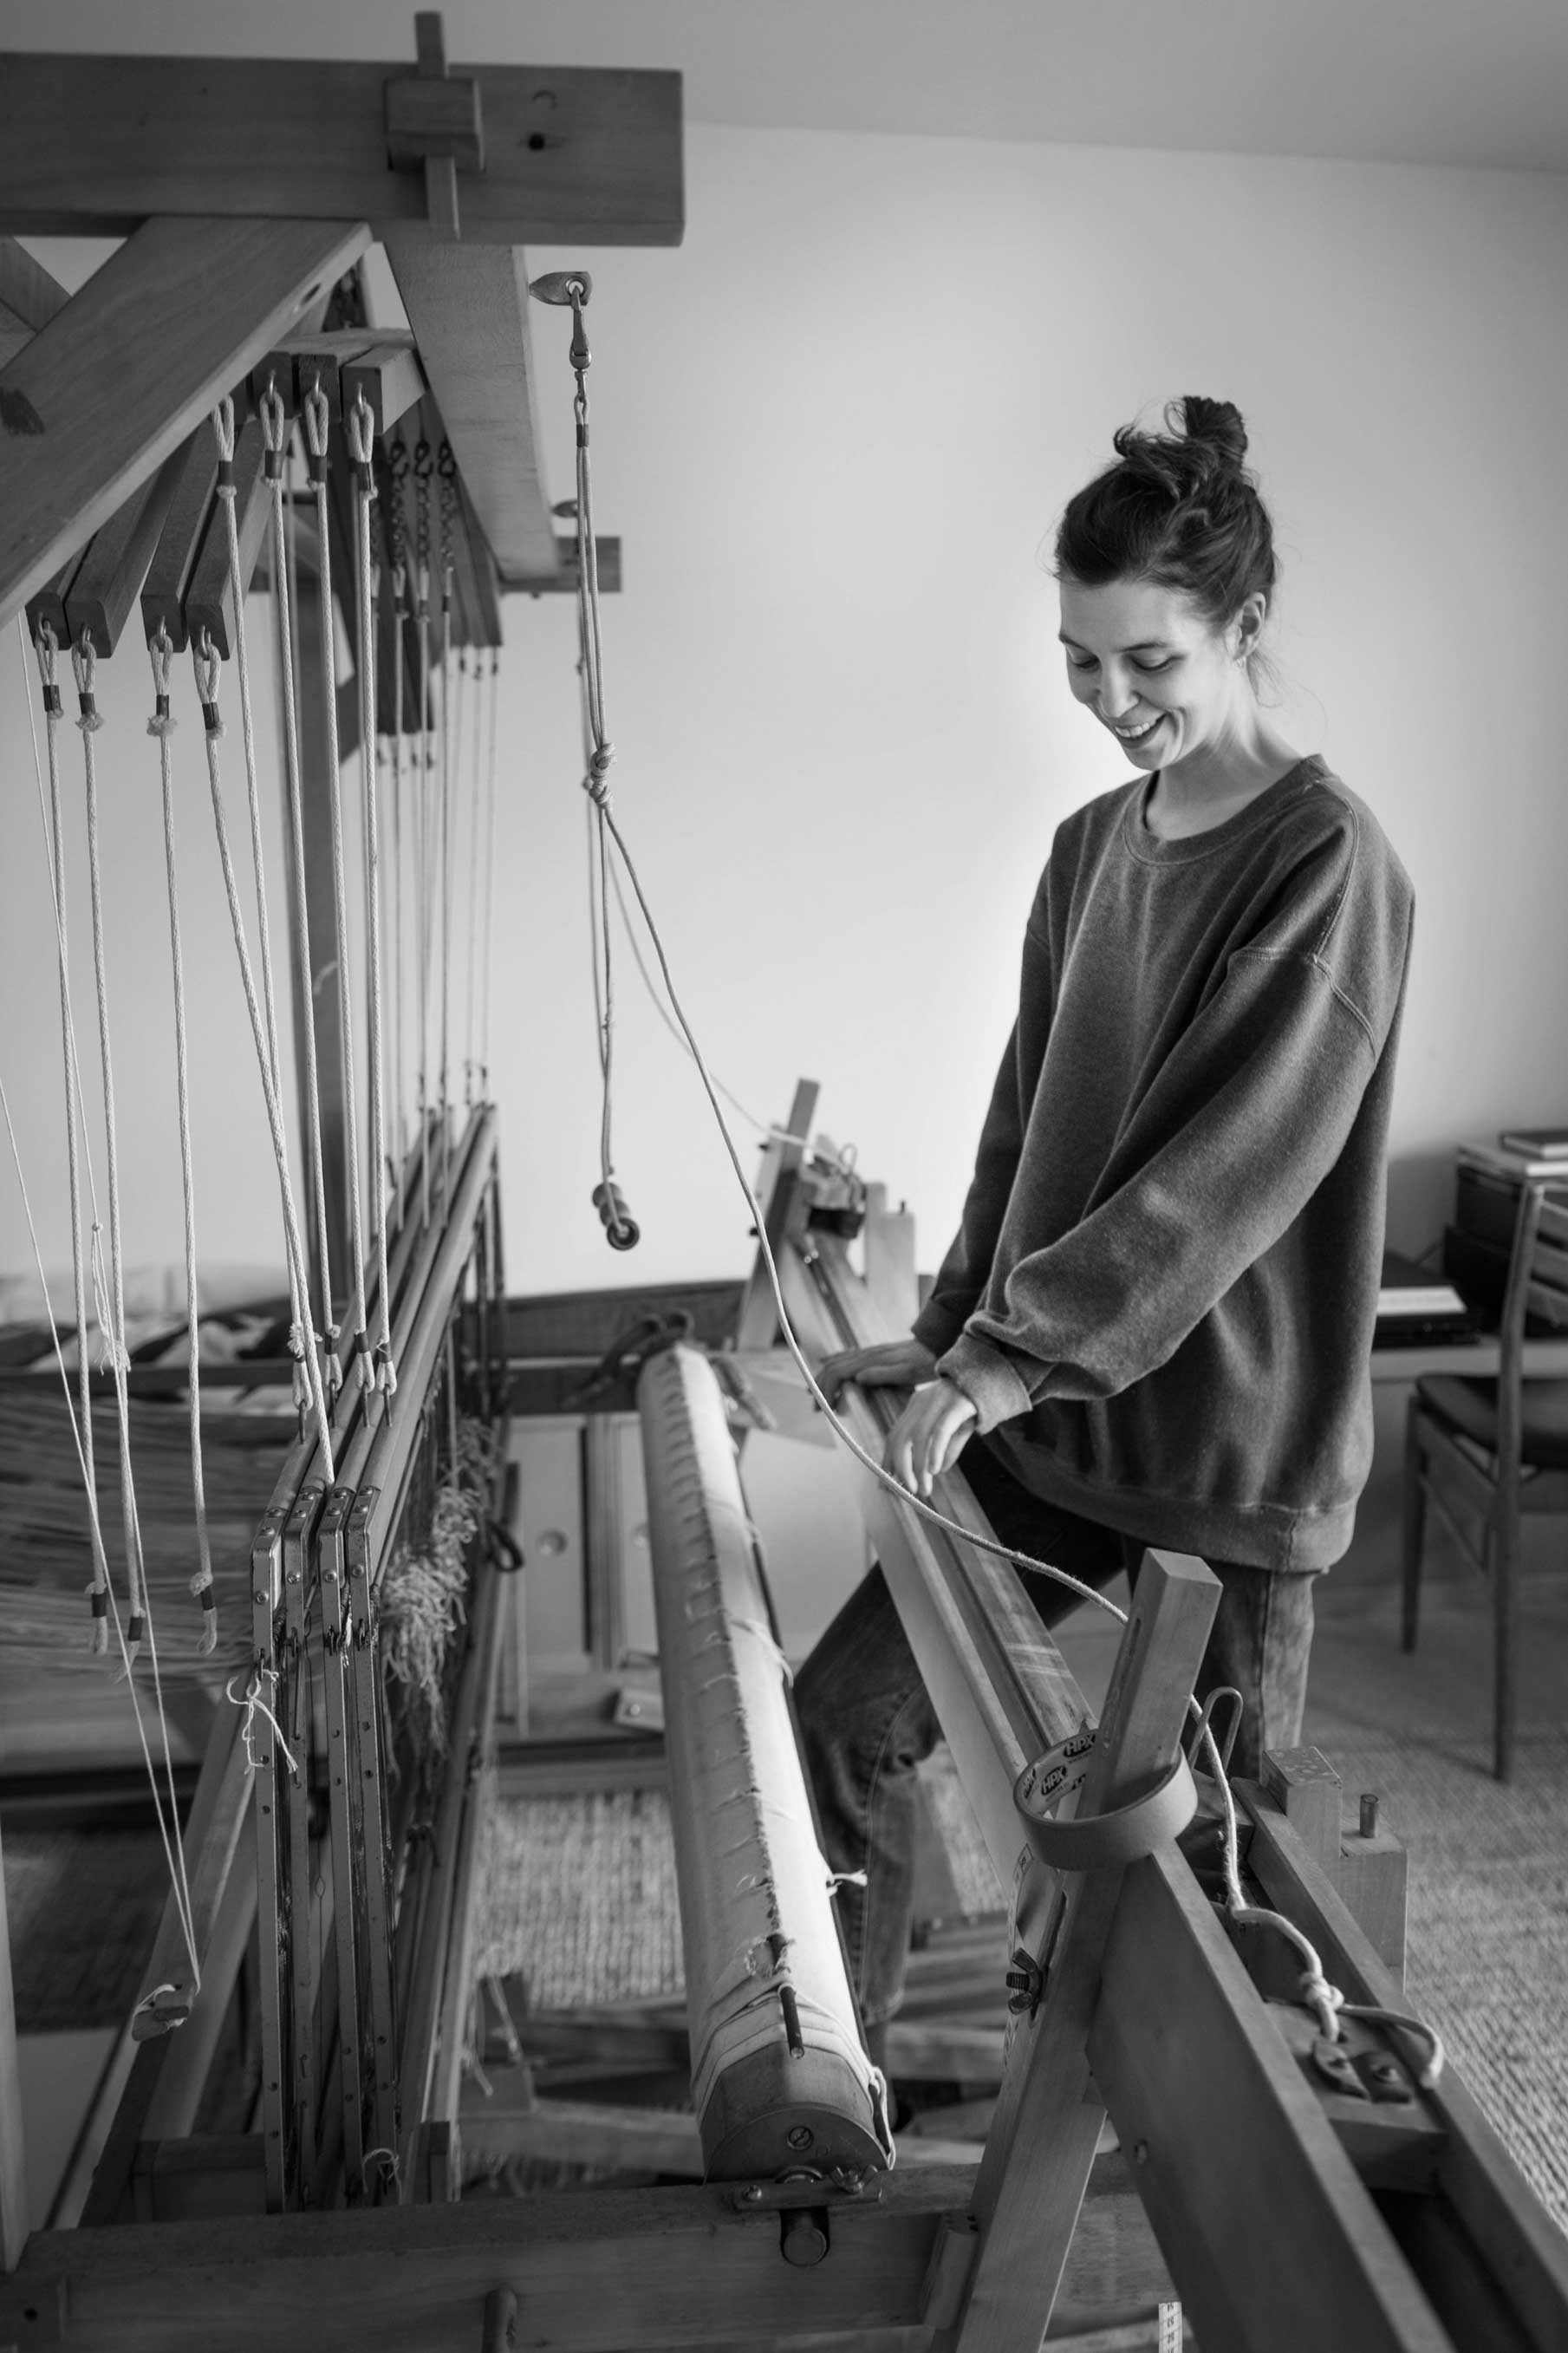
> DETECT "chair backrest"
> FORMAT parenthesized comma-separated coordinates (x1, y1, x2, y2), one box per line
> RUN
(1495, 1180, 1568, 1476)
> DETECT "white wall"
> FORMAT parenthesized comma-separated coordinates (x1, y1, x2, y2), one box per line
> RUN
(5, 126, 1568, 1312)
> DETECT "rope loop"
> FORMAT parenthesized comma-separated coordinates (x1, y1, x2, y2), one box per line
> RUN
(258, 377, 288, 458)
(226, 1666, 300, 1778)
(192, 631, 225, 738)
(70, 631, 104, 733)
(347, 388, 376, 471)
(211, 392, 237, 466)
(146, 623, 177, 738)
(302, 382, 330, 464)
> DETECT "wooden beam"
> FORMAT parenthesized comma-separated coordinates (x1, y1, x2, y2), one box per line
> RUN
(0, 213, 368, 629)
(62, 447, 184, 656)
(1088, 1849, 1454, 2353)
(0, 55, 684, 249)
(0, 2164, 974, 2352)
(0, 1813, 27, 2269)
(736, 1080, 821, 1350)
(0, 234, 68, 368)
(949, 1553, 1217, 2352)
(386, 242, 557, 582)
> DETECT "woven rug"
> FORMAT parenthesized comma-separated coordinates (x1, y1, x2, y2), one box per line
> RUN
(472, 1789, 685, 2009)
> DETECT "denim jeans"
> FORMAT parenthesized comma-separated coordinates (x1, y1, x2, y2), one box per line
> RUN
(794, 1435, 1318, 2026)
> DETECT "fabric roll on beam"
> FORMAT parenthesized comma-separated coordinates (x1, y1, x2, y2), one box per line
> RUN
(636, 1342, 893, 2183)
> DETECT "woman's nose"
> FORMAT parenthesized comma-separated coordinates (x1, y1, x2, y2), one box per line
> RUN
(1096, 665, 1132, 719)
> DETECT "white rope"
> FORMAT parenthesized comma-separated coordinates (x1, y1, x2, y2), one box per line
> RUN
(437, 521, 455, 1198)
(260, 381, 340, 1404)
(477, 651, 500, 1098)
(0, 1070, 201, 1988)
(347, 391, 397, 1398)
(73, 631, 148, 1659)
(226, 1666, 300, 1779)
(147, 626, 217, 1656)
(463, 642, 485, 1105)
(302, 382, 374, 1394)
(26, 620, 112, 1649)
(211, 398, 316, 1421)
(192, 631, 335, 1482)
(414, 443, 434, 1225)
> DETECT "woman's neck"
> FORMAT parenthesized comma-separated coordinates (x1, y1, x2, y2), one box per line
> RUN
(1142, 722, 1302, 842)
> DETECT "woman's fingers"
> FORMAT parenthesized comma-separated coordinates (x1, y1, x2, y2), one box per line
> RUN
(817, 1339, 934, 1403)
(881, 1381, 977, 1497)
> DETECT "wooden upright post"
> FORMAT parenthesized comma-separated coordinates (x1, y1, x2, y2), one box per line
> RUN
(0, 1815, 28, 2270)
(285, 569, 353, 1307)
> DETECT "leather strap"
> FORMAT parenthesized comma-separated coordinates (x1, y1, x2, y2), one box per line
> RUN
(1012, 1750, 1198, 1871)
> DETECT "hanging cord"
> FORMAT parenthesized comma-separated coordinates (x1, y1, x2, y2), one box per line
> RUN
(560, 277, 634, 1250)
(29, 620, 112, 1651)
(1, 1069, 201, 1987)
(462, 635, 486, 1105)
(211, 397, 317, 1422)
(476, 650, 501, 1100)
(413, 434, 434, 1225)
(437, 440, 459, 1200)
(71, 629, 151, 1664)
(347, 390, 397, 1398)
(64, 631, 200, 1965)
(260, 380, 341, 1405)
(301, 381, 374, 1396)
(386, 435, 412, 1203)
(147, 626, 218, 1655)
(192, 630, 335, 1483)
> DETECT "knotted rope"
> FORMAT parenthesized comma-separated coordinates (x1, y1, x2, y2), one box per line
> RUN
(147, 624, 217, 1654)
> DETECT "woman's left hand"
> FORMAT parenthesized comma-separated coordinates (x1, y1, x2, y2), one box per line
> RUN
(883, 1379, 978, 1498)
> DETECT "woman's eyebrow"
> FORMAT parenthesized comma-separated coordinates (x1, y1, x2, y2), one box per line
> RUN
(1057, 632, 1174, 654)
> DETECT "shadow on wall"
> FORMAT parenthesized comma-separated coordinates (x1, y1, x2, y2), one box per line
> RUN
(1385, 1151, 1457, 1264)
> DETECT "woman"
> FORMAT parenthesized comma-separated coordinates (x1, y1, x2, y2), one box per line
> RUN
(797, 394, 1414, 2044)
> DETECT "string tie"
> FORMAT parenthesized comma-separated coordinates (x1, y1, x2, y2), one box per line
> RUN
(189, 1569, 218, 1657)
(83, 1579, 110, 1658)
(146, 622, 178, 739)
(192, 633, 224, 739)
(375, 1335, 398, 1397)
(226, 1665, 300, 1778)
(584, 742, 615, 807)
(70, 633, 104, 733)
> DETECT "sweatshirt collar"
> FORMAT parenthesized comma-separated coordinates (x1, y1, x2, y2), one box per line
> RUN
(1122, 755, 1330, 864)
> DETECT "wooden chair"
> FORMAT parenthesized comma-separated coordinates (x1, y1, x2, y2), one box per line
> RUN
(1402, 1176, 1568, 1778)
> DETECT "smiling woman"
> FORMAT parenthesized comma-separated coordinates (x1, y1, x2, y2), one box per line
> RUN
(796, 394, 1417, 2042)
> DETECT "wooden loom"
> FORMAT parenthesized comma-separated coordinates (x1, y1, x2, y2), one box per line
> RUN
(2, 29, 1567, 2353)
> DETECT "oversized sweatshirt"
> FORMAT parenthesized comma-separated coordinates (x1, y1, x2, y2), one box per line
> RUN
(912, 755, 1414, 1573)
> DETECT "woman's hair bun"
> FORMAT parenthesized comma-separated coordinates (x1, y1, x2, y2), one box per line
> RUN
(1177, 394, 1247, 471)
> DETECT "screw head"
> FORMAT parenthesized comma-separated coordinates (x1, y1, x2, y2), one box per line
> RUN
(786, 2125, 814, 2151)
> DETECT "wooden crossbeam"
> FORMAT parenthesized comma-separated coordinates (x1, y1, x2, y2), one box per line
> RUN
(0, 214, 368, 629)
(0, 235, 68, 370)
(387, 243, 557, 582)
(0, 2166, 976, 2353)
(0, 54, 684, 248)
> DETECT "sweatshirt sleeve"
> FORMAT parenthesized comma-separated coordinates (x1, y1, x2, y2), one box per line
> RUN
(938, 935, 1399, 1434)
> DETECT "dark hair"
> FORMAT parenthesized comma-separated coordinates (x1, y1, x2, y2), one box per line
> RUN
(1053, 396, 1277, 636)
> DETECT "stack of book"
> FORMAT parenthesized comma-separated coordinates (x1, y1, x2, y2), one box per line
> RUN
(1446, 1131, 1568, 1326)
(1375, 1250, 1474, 1347)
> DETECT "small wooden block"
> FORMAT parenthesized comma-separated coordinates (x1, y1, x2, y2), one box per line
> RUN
(140, 430, 221, 653)
(1261, 1744, 1342, 1875)
(342, 336, 426, 439)
(1335, 1819, 1409, 1985)
(23, 553, 79, 648)
(63, 446, 182, 656)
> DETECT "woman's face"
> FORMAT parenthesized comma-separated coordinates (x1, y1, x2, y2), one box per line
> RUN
(1057, 576, 1256, 769)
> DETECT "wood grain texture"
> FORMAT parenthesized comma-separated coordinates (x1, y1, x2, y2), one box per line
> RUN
(0, 214, 368, 629)
(62, 447, 183, 656)
(0, 233, 68, 368)
(387, 241, 557, 581)
(948, 1553, 1218, 2353)
(0, 1815, 26, 2267)
(0, 2164, 973, 2351)
(0, 55, 683, 248)
(1089, 1848, 1454, 2353)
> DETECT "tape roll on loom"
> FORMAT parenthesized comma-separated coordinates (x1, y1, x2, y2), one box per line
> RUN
(636, 1342, 893, 2181)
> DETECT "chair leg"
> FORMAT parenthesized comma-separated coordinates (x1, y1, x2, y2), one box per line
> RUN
(1493, 1502, 1519, 1783)
(1401, 1400, 1428, 1653)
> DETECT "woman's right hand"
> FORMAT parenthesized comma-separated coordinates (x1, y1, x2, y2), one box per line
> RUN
(815, 1337, 938, 1405)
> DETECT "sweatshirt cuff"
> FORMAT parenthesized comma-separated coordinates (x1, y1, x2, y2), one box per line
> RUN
(911, 1300, 974, 1359)
(936, 1333, 1040, 1435)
